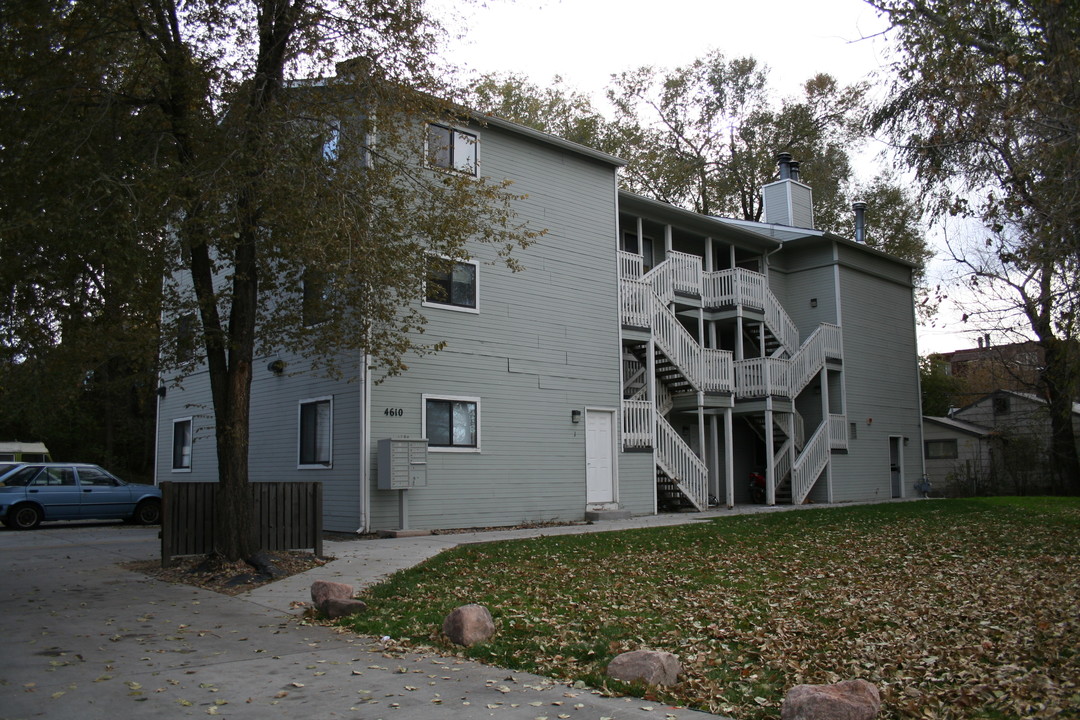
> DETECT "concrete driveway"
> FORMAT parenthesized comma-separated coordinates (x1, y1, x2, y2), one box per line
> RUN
(0, 522, 728, 720)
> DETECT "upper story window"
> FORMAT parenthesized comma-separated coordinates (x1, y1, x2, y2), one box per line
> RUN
(302, 269, 329, 326)
(321, 123, 340, 163)
(298, 397, 333, 468)
(424, 258, 478, 313)
(172, 418, 193, 471)
(175, 313, 197, 364)
(427, 123, 478, 175)
(992, 396, 1010, 415)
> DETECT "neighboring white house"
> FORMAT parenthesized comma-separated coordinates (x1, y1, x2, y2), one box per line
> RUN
(923, 389, 1080, 495)
(922, 415, 996, 495)
(155, 92, 926, 533)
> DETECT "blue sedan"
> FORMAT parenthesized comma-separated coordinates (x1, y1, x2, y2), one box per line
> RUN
(0, 463, 161, 530)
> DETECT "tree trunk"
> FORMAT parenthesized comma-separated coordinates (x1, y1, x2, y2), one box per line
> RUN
(1041, 338, 1080, 494)
(213, 357, 258, 561)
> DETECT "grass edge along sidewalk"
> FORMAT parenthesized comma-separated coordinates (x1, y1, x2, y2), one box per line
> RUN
(341, 498, 1080, 720)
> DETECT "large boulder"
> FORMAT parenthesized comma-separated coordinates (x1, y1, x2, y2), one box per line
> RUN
(310, 580, 355, 611)
(442, 604, 495, 646)
(606, 650, 682, 686)
(781, 679, 881, 720)
(323, 597, 368, 619)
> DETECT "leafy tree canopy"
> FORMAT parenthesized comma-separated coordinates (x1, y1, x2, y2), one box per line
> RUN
(869, 0, 1080, 491)
(0, 0, 540, 558)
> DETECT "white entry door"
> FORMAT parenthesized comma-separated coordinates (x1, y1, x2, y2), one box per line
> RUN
(585, 409, 616, 503)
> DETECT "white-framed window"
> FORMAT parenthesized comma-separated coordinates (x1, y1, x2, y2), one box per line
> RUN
(175, 312, 197, 364)
(424, 257, 479, 313)
(321, 122, 340, 163)
(925, 439, 959, 460)
(422, 394, 480, 452)
(427, 123, 478, 175)
(298, 396, 333, 468)
(172, 417, 192, 472)
(302, 268, 329, 326)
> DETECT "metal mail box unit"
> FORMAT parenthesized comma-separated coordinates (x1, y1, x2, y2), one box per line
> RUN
(377, 438, 428, 490)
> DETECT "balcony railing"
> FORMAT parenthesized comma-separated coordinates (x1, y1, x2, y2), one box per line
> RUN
(620, 278, 733, 395)
(622, 399, 653, 449)
(829, 414, 848, 450)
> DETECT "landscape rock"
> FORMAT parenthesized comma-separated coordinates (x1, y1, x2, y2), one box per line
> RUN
(606, 649, 682, 686)
(246, 551, 287, 578)
(322, 597, 368, 619)
(310, 580, 355, 610)
(781, 679, 881, 720)
(442, 604, 496, 646)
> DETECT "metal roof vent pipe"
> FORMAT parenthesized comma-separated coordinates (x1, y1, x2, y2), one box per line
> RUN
(852, 201, 867, 243)
(777, 152, 793, 180)
(789, 160, 801, 182)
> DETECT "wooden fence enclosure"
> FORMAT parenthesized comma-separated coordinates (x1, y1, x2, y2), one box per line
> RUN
(160, 481, 323, 566)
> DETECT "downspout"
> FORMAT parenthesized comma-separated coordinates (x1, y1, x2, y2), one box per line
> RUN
(358, 351, 372, 534)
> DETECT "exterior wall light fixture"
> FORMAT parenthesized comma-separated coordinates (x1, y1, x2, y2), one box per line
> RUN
(571, 409, 582, 424)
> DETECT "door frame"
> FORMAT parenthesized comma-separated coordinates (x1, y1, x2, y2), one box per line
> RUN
(585, 407, 619, 505)
(889, 435, 905, 499)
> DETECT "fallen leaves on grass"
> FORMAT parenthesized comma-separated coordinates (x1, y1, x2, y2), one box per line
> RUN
(342, 499, 1080, 720)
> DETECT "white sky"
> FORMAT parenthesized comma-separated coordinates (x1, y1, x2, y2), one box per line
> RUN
(428, 0, 981, 355)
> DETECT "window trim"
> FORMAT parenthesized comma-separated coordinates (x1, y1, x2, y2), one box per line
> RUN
(423, 257, 480, 314)
(172, 417, 193, 472)
(422, 394, 481, 453)
(175, 312, 197, 364)
(426, 122, 479, 176)
(925, 438, 959, 460)
(302, 268, 330, 327)
(298, 396, 334, 469)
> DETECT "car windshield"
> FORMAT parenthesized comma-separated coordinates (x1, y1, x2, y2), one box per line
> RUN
(0, 466, 43, 487)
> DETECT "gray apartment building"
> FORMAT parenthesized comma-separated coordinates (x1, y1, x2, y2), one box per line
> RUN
(156, 98, 924, 534)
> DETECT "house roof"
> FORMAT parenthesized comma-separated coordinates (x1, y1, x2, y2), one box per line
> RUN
(617, 191, 785, 252)
(612, 201, 919, 269)
(712, 218, 919, 269)
(922, 416, 995, 437)
(956, 389, 1080, 417)
(475, 113, 627, 168)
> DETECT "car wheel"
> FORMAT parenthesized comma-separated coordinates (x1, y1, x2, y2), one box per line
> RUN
(8, 504, 42, 530)
(132, 499, 161, 525)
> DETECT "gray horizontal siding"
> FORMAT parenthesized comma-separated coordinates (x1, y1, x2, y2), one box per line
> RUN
(831, 263, 922, 501)
(362, 121, 641, 531)
(156, 353, 365, 533)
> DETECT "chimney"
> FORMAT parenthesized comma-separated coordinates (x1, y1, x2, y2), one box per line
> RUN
(852, 201, 866, 243)
(762, 152, 815, 228)
(777, 152, 793, 180)
(984, 333, 991, 348)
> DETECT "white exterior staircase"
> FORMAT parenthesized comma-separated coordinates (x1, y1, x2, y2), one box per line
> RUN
(619, 250, 846, 508)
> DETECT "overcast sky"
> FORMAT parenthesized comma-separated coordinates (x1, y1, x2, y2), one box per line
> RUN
(428, 0, 978, 354)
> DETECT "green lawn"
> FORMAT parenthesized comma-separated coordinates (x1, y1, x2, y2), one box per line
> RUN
(342, 498, 1080, 719)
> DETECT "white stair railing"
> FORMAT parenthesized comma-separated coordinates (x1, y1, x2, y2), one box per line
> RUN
(622, 399, 653, 449)
(829, 414, 848, 450)
(704, 268, 799, 354)
(734, 323, 842, 400)
(655, 413, 708, 511)
(621, 278, 734, 395)
(792, 422, 830, 504)
(619, 250, 644, 280)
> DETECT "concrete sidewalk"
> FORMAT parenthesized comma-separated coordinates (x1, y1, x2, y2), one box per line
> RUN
(7, 509, 806, 720)
(239, 504, 799, 615)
